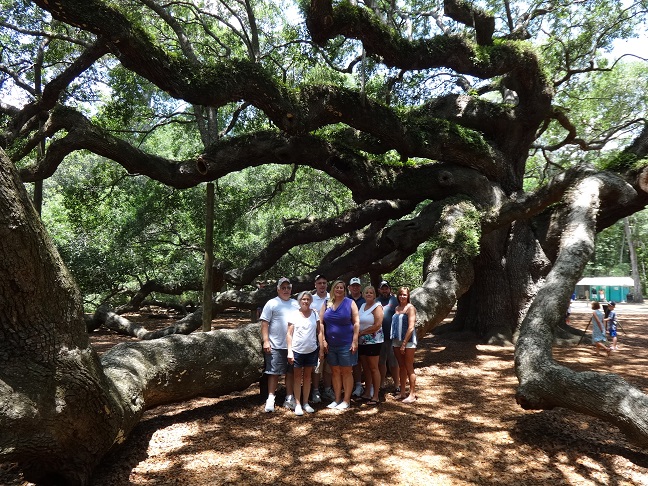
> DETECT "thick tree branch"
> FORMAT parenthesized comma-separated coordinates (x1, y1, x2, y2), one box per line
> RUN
(226, 199, 417, 285)
(515, 175, 648, 447)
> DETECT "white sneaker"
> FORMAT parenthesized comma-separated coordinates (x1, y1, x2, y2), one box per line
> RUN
(284, 395, 296, 410)
(311, 389, 322, 403)
(352, 384, 363, 397)
(264, 397, 275, 413)
(335, 401, 350, 410)
(294, 404, 304, 416)
(303, 403, 315, 413)
(327, 401, 339, 409)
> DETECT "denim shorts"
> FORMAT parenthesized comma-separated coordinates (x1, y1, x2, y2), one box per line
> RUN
(392, 339, 416, 349)
(293, 349, 318, 368)
(264, 348, 293, 375)
(327, 344, 358, 367)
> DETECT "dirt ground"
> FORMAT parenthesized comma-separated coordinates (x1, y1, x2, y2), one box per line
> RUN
(3, 303, 648, 485)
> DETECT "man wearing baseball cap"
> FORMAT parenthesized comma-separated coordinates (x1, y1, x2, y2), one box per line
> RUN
(310, 274, 330, 403)
(348, 277, 365, 397)
(377, 280, 400, 394)
(260, 277, 299, 412)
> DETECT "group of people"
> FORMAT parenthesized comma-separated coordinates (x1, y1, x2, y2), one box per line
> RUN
(260, 275, 418, 415)
(590, 300, 619, 356)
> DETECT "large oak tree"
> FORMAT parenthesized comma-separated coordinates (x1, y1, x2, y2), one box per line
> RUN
(2, 0, 648, 483)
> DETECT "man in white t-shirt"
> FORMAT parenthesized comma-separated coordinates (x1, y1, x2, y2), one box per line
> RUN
(310, 274, 330, 403)
(260, 277, 298, 412)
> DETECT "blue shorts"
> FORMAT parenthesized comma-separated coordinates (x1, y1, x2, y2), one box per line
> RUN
(264, 348, 293, 375)
(293, 349, 318, 368)
(327, 344, 358, 368)
(609, 325, 617, 338)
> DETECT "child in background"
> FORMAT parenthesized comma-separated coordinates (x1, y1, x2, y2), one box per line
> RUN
(591, 301, 611, 357)
(605, 301, 619, 351)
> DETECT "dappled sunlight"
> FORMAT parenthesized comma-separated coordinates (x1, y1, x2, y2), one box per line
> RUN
(86, 310, 648, 485)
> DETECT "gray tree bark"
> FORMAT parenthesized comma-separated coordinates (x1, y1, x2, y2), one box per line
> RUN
(0, 148, 264, 485)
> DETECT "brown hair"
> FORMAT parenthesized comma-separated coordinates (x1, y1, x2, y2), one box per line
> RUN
(396, 286, 411, 303)
(591, 301, 600, 310)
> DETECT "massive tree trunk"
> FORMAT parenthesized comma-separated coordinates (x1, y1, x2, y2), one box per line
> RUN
(4, 0, 648, 482)
(0, 148, 263, 485)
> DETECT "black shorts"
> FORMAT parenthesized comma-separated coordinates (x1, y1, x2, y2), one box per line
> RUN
(358, 343, 382, 357)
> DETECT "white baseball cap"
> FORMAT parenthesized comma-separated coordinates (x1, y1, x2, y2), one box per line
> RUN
(277, 277, 291, 288)
(349, 277, 361, 285)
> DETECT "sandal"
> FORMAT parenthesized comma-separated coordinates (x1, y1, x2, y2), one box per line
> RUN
(402, 396, 417, 404)
(366, 399, 380, 406)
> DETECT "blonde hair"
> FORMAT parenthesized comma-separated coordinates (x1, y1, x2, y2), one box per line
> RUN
(327, 280, 346, 308)
(362, 285, 376, 298)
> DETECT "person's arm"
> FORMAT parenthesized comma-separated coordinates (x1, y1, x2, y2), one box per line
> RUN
(400, 305, 417, 353)
(286, 322, 295, 363)
(350, 300, 360, 353)
(261, 320, 271, 353)
(316, 312, 324, 358)
(319, 303, 328, 354)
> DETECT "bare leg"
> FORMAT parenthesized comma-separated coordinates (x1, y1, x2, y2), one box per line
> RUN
(267, 374, 279, 397)
(341, 366, 354, 404)
(310, 370, 320, 398)
(394, 346, 408, 399)
(402, 348, 416, 403)
(302, 366, 313, 405)
(286, 368, 294, 397)
(360, 355, 372, 399)
(379, 361, 387, 389)
(390, 363, 401, 389)
(368, 355, 381, 401)
(292, 367, 304, 407)
(331, 366, 342, 403)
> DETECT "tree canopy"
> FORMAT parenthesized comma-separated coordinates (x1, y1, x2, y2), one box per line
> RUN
(3, 0, 648, 483)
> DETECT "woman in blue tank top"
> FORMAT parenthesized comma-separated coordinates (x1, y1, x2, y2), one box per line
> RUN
(391, 286, 417, 403)
(320, 279, 359, 411)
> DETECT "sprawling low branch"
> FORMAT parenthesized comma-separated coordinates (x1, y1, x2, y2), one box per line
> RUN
(515, 175, 648, 446)
(94, 306, 203, 339)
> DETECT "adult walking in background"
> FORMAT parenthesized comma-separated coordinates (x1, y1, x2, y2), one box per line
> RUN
(377, 281, 400, 395)
(391, 286, 418, 404)
(287, 291, 321, 415)
(260, 277, 299, 412)
(357, 285, 384, 405)
(320, 279, 360, 411)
